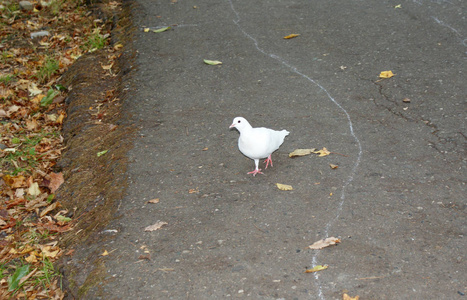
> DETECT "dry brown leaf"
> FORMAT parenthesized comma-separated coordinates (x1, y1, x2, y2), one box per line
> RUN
(48, 172, 64, 193)
(148, 198, 160, 204)
(330, 164, 338, 169)
(305, 265, 328, 273)
(308, 237, 341, 249)
(40, 202, 60, 217)
(188, 188, 199, 194)
(313, 147, 331, 157)
(144, 221, 168, 232)
(276, 183, 293, 191)
(3, 175, 26, 188)
(40, 245, 60, 258)
(25, 118, 39, 130)
(289, 148, 316, 158)
(284, 33, 300, 39)
(343, 293, 360, 300)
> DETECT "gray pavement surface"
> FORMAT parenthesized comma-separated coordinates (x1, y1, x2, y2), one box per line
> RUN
(72, 0, 466, 299)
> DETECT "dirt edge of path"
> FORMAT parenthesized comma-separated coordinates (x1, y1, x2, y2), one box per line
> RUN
(55, 0, 138, 298)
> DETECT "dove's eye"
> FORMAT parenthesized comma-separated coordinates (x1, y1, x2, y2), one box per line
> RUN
(237, 120, 241, 123)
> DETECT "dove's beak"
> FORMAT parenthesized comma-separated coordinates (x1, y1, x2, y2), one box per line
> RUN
(229, 123, 235, 129)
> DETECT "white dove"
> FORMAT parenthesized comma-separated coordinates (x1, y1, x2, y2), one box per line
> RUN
(230, 117, 290, 176)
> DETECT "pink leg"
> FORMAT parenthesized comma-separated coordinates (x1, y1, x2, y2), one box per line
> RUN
(263, 154, 273, 169)
(248, 159, 264, 176)
(247, 169, 264, 176)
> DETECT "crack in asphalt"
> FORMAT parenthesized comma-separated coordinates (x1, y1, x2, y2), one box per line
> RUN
(227, 1, 363, 298)
(372, 80, 465, 159)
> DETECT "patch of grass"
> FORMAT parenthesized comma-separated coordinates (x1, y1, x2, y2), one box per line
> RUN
(84, 27, 108, 52)
(1, 50, 14, 64)
(48, 0, 63, 15)
(0, 2, 20, 18)
(35, 258, 62, 289)
(36, 57, 60, 84)
(1, 132, 57, 175)
(0, 74, 15, 85)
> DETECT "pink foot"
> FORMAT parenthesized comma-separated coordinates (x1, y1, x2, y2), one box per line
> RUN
(247, 169, 264, 176)
(263, 155, 273, 169)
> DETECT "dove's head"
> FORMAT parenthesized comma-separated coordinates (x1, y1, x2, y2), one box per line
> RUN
(229, 117, 251, 131)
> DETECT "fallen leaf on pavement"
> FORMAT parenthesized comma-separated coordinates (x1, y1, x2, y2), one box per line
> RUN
(343, 293, 360, 300)
(144, 221, 168, 232)
(148, 198, 160, 204)
(284, 33, 300, 39)
(308, 237, 341, 249)
(330, 164, 338, 169)
(289, 148, 316, 158)
(313, 147, 331, 157)
(305, 265, 328, 273)
(188, 188, 199, 194)
(276, 183, 293, 191)
(153, 26, 170, 33)
(204, 59, 222, 65)
(379, 70, 395, 78)
(101, 250, 109, 256)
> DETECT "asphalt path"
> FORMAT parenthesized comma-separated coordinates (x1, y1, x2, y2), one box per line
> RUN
(75, 0, 465, 298)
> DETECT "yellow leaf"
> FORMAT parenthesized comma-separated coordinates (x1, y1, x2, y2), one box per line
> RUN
(41, 246, 59, 258)
(330, 164, 338, 169)
(113, 43, 124, 50)
(276, 183, 293, 191)
(28, 182, 41, 196)
(148, 198, 160, 204)
(56, 112, 66, 124)
(394, 4, 401, 8)
(19, 246, 34, 254)
(284, 33, 300, 39)
(25, 253, 38, 263)
(143, 27, 150, 32)
(313, 147, 331, 157)
(3, 175, 26, 188)
(343, 293, 360, 300)
(379, 70, 395, 78)
(305, 265, 328, 273)
(101, 250, 109, 256)
(289, 148, 316, 158)
(31, 94, 45, 104)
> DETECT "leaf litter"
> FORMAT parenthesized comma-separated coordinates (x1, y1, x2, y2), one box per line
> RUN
(0, 0, 123, 298)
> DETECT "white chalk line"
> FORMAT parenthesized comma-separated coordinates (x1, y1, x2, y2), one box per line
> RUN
(227, 1, 363, 299)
